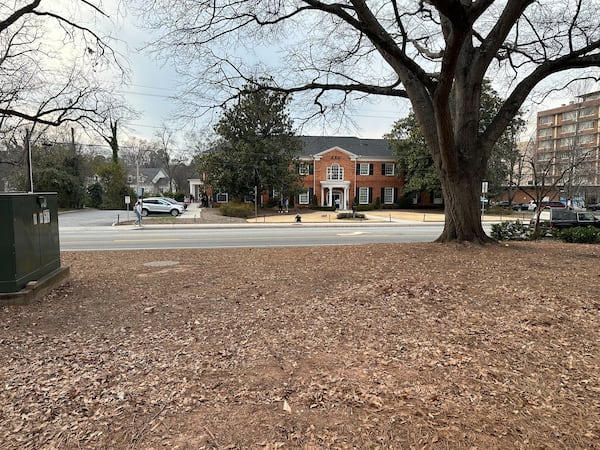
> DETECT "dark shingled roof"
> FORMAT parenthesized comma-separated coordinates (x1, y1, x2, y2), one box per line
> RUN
(298, 136, 391, 158)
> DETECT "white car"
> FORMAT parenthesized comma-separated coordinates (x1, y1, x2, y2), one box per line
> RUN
(161, 197, 187, 210)
(140, 197, 185, 216)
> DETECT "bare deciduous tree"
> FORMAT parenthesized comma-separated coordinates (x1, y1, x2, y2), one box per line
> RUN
(133, 0, 600, 243)
(523, 136, 594, 238)
(0, 1, 125, 130)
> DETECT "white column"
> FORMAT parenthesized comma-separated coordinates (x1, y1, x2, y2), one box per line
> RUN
(344, 187, 349, 209)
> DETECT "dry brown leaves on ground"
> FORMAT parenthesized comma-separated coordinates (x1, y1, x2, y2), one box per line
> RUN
(1, 242, 599, 449)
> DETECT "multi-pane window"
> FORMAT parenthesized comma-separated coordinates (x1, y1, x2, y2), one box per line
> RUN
(538, 140, 553, 149)
(298, 163, 312, 175)
(358, 187, 370, 204)
(581, 106, 597, 117)
(539, 115, 553, 125)
(359, 163, 370, 175)
(298, 190, 310, 205)
(562, 111, 577, 121)
(538, 152, 552, 161)
(538, 128, 552, 138)
(561, 124, 576, 134)
(383, 163, 395, 176)
(578, 121, 594, 131)
(559, 137, 575, 147)
(383, 187, 394, 204)
(578, 134, 595, 145)
(327, 163, 343, 180)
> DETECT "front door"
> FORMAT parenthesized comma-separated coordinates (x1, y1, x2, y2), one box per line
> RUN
(332, 190, 343, 209)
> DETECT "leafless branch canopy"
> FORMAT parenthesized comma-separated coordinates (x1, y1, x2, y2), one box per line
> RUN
(136, 1, 599, 143)
(132, 0, 600, 241)
(0, 1, 126, 132)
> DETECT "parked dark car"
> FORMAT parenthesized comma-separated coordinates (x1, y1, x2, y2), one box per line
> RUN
(495, 200, 510, 207)
(587, 203, 600, 211)
(512, 203, 530, 211)
(530, 207, 600, 230)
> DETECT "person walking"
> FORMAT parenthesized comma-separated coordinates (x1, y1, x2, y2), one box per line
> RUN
(134, 200, 143, 226)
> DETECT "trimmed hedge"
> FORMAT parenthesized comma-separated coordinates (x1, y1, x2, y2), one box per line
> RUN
(219, 202, 254, 218)
(337, 212, 366, 220)
(552, 226, 600, 243)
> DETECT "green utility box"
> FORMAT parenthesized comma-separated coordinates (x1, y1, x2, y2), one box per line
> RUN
(0, 192, 61, 293)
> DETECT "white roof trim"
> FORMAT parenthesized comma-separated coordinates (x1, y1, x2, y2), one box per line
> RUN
(312, 147, 359, 159)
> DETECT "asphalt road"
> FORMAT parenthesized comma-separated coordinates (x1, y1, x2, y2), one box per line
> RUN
(57, 208, 498, 250)
(58, 209, 131, 227)
(58, 224, 449, 250)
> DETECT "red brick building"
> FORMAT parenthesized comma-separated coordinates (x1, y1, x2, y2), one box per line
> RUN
(295, 136, 403, 209)
(188, 136, 405, 208)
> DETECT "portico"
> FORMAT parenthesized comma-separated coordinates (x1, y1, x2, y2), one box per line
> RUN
(320, 180, 351, 209)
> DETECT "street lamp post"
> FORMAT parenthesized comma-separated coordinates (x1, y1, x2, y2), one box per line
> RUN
(25, 128, 33, 193)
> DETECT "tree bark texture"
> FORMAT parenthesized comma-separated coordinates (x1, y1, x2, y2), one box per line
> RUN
(436, 170, 493, 243)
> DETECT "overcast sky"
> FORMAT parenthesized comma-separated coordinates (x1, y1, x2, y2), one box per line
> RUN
(96, 1, 598, 151)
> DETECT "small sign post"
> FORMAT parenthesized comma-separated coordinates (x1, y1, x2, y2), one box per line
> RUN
(125, 196, 131, 221)
(481, 182, 488, 216)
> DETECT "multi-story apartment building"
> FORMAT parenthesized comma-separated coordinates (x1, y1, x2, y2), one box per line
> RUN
(535, 91, 600, 202)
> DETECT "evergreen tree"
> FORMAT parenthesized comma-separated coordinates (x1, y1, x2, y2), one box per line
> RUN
(199, 83, 302, 202)
(387, 82, 525, 201)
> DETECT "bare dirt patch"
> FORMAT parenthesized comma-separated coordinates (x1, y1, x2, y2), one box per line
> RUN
(1, 242, 599, 449)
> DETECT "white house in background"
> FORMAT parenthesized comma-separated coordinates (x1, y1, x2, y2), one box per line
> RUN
(127, 167, 173, 196)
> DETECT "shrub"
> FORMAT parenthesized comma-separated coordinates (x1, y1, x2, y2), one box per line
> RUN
(219, 202, 254, 218)
(396, 196, 413, 209)
(553, 226, 600, 244)
(490, 220, 531, 241)
(356, 205, 374, 211)
(86, 182, 103, 208)
(337, 212, 366, 220)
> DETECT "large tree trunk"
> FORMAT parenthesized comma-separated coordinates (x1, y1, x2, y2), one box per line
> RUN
(436, 170, 494, 244)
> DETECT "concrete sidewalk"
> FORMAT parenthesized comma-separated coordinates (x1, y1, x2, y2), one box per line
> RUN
(180, 202, 528, 225)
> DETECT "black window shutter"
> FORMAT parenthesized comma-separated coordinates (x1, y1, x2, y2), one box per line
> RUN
(381, 187, 385, 202)
(368, 187, 373, 203)
(309, 187, 314, 202)
(381, 164, 385, 175)
(369, 164, 373, 175)
(356, 164, 360, 175)
(309, 163, 314, 175)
